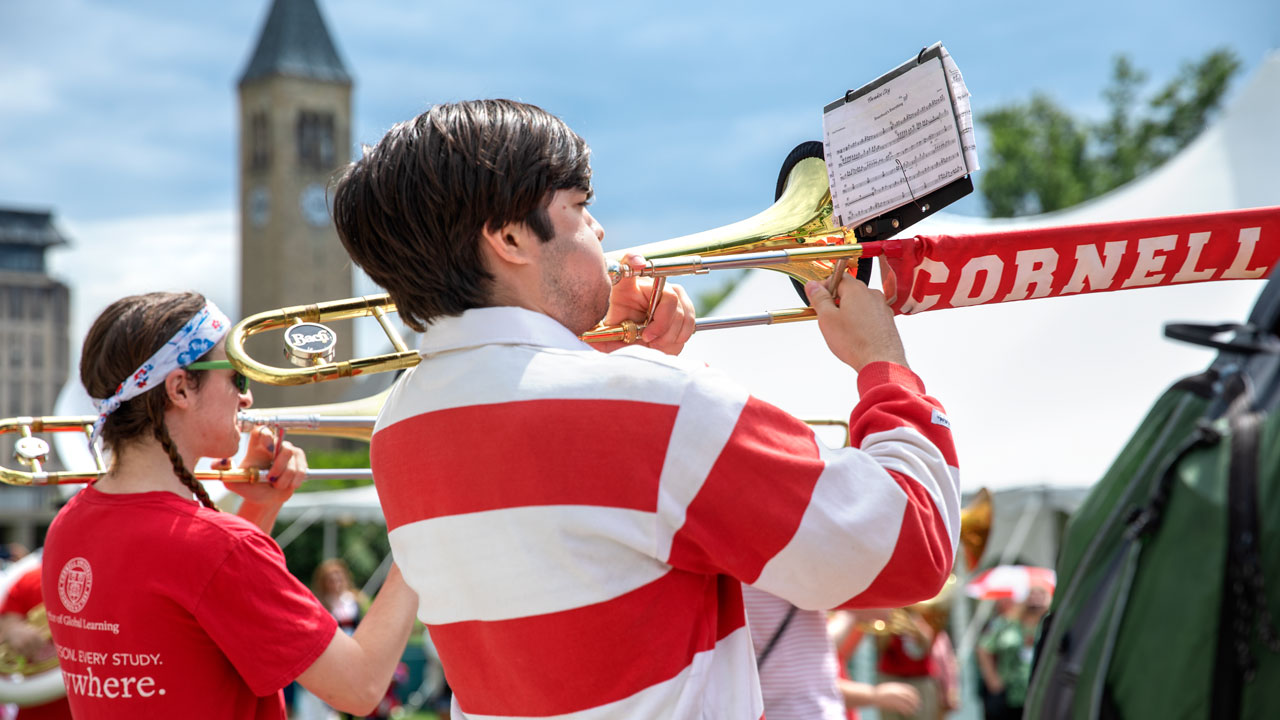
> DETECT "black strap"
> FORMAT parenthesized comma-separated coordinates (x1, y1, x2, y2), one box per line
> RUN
(1212, 387, 1280, 719)
(1169, 368, 1224, 400)
(756, 605, 798, 670)
(1125, 419, 1226, 542)
(1164, 322, 1280, 355)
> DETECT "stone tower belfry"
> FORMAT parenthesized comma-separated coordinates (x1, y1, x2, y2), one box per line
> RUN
(237, 0, 353, 408)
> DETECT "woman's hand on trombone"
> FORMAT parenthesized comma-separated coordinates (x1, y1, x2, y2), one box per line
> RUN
(804, 259, 908, 372)
(595, 253, 697, 356)
(212, 426, 308, 533)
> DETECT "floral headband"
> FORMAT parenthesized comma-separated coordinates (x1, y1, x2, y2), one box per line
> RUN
(90, 301, 231, 445)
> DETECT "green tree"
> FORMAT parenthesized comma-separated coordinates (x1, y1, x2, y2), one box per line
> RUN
(979, 49, 1241, 217)
(980, 95, 1097, 217)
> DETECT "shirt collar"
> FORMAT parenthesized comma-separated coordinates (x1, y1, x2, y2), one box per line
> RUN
(418, 306, 590, 357)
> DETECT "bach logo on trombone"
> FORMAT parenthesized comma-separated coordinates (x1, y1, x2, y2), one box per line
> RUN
(286, 324, 335, 352)
(58, 557, 93, 613)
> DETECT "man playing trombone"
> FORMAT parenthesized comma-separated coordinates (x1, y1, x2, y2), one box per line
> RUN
(332, 98, 960, 720)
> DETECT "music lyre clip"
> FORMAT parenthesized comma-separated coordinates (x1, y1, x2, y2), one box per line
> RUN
(895, 158, 926, 213)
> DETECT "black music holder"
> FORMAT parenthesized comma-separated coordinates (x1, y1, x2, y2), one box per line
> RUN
(826, 42, 974, 244)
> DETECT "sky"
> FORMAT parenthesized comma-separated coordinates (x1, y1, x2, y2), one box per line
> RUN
(2, 0, 1278, 487)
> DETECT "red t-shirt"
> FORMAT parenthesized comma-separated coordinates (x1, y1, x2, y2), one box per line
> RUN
(0, 565, 73, 720)
(876, 633, 935, 678)
(41, 487, 337, 718)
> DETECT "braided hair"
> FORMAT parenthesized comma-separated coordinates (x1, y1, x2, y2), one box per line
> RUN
(80, 292, 220, 510)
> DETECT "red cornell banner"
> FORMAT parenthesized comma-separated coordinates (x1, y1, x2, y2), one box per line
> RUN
(868, 207, 1280, 314)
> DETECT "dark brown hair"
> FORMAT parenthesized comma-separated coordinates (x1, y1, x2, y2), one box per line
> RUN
(332, 99, 592, 331)
(80, 291, 218, 509)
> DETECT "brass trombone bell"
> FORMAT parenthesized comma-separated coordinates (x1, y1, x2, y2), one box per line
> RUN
(585, 154, 862, 344)
(960, 487, 993, 572)
(613, 154, 847, 286)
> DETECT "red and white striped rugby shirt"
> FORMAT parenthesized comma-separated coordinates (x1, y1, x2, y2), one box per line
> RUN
(372, 307, 960, 720)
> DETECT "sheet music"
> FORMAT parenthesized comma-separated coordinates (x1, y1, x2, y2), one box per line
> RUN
(822, 52, 974, 228)
(941, 47, 980, 174)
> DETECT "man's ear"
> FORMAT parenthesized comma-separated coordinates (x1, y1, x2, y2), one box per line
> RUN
(164, 369, 197, 409)
(479, 220, 538, 268)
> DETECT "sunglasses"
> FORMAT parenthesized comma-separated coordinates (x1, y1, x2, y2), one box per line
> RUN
(185, 360, 250, 393)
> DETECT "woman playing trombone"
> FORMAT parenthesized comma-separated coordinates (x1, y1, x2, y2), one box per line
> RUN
(41, 291, 417, 718)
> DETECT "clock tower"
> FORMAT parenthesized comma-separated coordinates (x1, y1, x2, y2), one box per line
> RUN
(237, 0, 353, 408)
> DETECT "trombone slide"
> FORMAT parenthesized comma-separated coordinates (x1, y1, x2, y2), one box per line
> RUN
(608, 240, 862, 282)
(0, 414, 375, 486)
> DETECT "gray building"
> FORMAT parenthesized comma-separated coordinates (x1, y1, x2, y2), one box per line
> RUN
(237, 0, 355, 412)
(0, 208, 72, 549)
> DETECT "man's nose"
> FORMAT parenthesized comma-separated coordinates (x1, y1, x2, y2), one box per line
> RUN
(588, 211, 605, 243)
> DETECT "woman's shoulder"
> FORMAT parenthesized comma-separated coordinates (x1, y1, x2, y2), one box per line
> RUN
(69, 487, 271, 546)
(192, 504, 269, 537)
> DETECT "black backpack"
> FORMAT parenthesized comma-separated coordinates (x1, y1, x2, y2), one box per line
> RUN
(1025, 273, 1280, 719)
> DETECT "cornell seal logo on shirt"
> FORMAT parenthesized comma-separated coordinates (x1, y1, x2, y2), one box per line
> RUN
(58, 557, 93, 613)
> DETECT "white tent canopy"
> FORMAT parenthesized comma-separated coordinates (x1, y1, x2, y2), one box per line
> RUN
(276, 484, 384, 524)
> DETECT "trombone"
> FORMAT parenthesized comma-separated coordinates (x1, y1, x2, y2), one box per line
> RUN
(4, 397, 841, 487)
(227, 151, 882, 386)
(0, 389, 385, 486)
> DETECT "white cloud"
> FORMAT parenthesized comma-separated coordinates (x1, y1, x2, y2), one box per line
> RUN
(51, 210, 240, 362)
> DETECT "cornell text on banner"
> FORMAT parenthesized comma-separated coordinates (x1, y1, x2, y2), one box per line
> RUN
(875, 206, 1280, 314)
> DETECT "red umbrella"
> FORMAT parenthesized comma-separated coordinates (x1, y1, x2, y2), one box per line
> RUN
(965, 565, 1056, 602)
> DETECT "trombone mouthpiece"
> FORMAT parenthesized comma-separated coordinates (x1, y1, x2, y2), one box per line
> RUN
(606, 260, 630, 285)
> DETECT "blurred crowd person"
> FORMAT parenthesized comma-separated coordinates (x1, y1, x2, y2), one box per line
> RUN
(831, 609, 927, 720)
(0, 554, 72, 720)
(976, 584, 1051, 720)
(297, 559, 406, 720)
(745, 585, 936, 720)
(314, 559, 368, 640)
(872, 604, 959, 720)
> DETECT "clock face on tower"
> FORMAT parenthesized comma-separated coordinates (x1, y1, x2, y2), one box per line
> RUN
(300, 183, 331, 227)
(248, 186, 270, 228)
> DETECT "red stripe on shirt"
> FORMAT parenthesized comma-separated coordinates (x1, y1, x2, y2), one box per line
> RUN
(840, 469, 953, 608)
(430, 569, 744, 717)
(666, 396, 823, 581)
(852, 362, 958, 467)
(373, 399, 677, 531)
